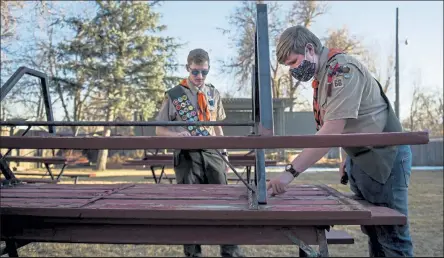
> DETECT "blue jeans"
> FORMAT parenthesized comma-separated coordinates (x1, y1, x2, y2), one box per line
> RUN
(346, 145, 413, 257)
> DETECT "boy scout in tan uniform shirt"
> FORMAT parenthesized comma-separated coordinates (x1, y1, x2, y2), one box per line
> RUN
(156, 78, 226, 137)
(316, 47, 388, 135)
(155, 48, 244, 258)
(270, 26, 413, 257)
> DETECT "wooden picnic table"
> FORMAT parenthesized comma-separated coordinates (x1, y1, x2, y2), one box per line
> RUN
(0, 183, 407, 257)
(3, 156, 69, 181)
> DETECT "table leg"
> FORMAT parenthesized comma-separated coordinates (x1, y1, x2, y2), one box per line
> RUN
(5, 240, 18, 257)
(150, 165, 158, 184)
(43, 163, 55, 180)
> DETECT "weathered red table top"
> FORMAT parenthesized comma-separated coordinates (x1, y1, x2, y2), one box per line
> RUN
(0, 183, 404, 225)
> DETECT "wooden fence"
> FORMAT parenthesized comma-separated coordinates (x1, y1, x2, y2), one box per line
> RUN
(327, 138, 443, 167)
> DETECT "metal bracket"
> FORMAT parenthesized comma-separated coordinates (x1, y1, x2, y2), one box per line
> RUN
(215, 149, 255, 193)
(284, 230, 320, 257)
(316, 227, 329, 257)
(284, 227, 330, 257)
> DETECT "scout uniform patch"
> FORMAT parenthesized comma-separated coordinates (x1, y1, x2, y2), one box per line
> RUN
(326, 62, 351, 97)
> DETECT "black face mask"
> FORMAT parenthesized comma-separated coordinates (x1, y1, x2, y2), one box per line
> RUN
(289, 45, 316, 82)
(289, 60, 316, 82)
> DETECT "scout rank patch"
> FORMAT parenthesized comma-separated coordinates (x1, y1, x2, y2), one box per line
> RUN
(326, 63, 351, 97)
(171, 95, 210, 136)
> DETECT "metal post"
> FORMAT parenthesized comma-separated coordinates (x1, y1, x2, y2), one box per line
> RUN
(395, 7, 400, 118)
(255, 3, 274, 205)
(41, 75, 56, 134)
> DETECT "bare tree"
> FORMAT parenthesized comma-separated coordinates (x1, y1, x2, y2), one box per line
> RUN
(217, 1, 283, 96)
(322, 25, 396, 94)
(375, 55, 394, 93)
(402, 74, 443, 137)
(218, 0, 330, 107)
(287, 1, 329, 28)
(1, 1, 53, 71)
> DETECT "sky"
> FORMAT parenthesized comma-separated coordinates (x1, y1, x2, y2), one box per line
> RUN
(2, 1, 443, 122)
(153, 0, 443, 121)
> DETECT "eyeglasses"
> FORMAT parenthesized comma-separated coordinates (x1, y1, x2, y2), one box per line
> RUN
(190, 69, 209, 76)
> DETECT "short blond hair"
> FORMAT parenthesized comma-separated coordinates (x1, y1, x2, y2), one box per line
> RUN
(276, 25, 323, 64)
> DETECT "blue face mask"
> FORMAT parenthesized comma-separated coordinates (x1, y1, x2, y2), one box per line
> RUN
(289, 46, 316, 82)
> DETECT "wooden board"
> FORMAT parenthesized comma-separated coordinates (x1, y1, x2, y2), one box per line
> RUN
(4, 156, 67, 164)
(124, 160, 277, 166)
(0, 183, 373, 224)
(0, 132, 429, 150)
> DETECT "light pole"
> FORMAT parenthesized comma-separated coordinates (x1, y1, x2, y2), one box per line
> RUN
(395, 7, 400, 118)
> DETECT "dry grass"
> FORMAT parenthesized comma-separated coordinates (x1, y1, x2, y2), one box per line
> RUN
(6, 170, 444, 257)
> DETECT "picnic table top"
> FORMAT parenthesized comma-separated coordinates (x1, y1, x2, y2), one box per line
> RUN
(0, 183, 406, 226)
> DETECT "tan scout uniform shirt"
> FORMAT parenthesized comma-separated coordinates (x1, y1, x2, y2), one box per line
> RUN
(155, 78, 226, 136)
(315, 47, 388, 134)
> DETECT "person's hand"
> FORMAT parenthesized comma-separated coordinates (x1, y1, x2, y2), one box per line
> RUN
(176, 131, 191, 137)
(339, 160, 348, 185)
(266, 171, 295, 196)
(339, 160, 346, 178)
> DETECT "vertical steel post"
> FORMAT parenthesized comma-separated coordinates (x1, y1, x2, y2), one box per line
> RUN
(255, 3, 274, 205)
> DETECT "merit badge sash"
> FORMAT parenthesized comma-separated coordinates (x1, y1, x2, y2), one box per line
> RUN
(167, 85, 211, 136)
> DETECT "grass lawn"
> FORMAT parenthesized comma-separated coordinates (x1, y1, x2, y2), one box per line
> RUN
(5, 169, 443, 257)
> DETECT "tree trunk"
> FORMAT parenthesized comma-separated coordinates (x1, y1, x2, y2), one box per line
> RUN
(94, 106, 113, 171)
(94, 127, 111, 171)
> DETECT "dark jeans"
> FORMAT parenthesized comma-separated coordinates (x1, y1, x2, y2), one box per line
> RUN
(346, 145, 413, 257)
(174, 149, 244, 257)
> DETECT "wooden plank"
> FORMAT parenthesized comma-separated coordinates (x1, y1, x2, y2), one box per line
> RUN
(0, 132, 429, 150)
(0, 198, 91, 204)
(2, 201, 406, 226)
(127, 154, 256, 161)
(325, 230, 354, 244)
(1, 199, 89, 208)
(6, 184, 125, 190)
(19, 179, 60, 184)
(14, 172, 96, 177)
(0, 205, 371, 222)
(0, 191, 108, 199)
(124, 160, 276, 166)
(34, 212, 405, 226)
(108, 190, 328, 198)
(129, 183, 318, 190)
(1, 189, 112, 193)
(4, 156, 67, 164)
(120, 185, 323, 193)
(87, 199, 340, 206)
(0, 223, 321, 245)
